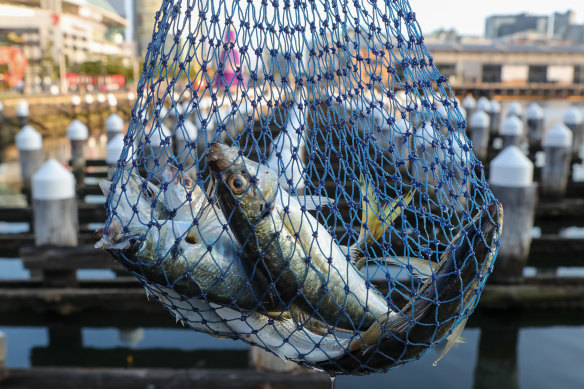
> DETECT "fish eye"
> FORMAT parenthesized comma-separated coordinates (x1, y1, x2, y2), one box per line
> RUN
(228, 174, 248, 195)
(184, 176, 194, 189)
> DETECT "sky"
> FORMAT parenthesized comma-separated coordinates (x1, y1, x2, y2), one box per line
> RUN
(410, 0, 583, 36)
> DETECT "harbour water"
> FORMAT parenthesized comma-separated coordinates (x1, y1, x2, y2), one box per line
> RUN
(0, 98, 583, 387)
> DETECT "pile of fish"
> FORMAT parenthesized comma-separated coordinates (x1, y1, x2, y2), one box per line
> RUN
(96, 143, 502, 374)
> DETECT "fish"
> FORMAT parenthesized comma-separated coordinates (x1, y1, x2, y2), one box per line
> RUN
(96, 170, 166, 250)
(207, 143, 406, 332)
(98, 167, 354, 362)
(312, 201, 503, 374)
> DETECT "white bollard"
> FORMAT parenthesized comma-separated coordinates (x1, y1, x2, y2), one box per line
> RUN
(488, 99, 501, 136)
(500, 116, 524, 149)
(507, 101, 523, 119)
(563, 107, 583, 158)
(477, 97, 490, 113)
(15, 125, 44, 201)
(542, 123, 573, 200)
(0, 100, 4, 123)
(84, 94, 94, 106)
(32, 160, 78, 247)
(489, 146, 537, 283)
(67, 119, 89, 185)
(16, 99, 30, 126)
(106, 133, 126, 179)
(462, 95, 476, 119)
(469, 110, 490, 161)
(106, 113, 124, 143)
(526, 103, 544, 149)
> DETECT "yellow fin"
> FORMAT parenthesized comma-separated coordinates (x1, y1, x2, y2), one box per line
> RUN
(433, 317, 469, 366)
(352, 175, 415, 269)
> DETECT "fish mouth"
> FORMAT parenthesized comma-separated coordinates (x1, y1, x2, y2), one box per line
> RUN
(206, 143, 239, 173)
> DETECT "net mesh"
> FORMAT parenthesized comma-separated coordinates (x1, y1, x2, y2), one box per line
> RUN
(98, 0, 502, 375)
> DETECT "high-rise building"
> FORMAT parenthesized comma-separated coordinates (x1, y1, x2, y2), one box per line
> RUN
(485, 13, 549, 39)
(134, 0, 162, 58)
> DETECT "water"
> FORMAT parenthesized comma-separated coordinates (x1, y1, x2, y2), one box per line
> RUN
(1, 100, 584, 386)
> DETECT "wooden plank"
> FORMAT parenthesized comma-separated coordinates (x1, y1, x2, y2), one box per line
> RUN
(0, 203, 105, 223)
(19, 245, 124, 271)
(0, 368, 327, 389)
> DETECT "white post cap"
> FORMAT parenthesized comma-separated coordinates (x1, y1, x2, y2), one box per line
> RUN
(15, 125, 43, 151)
(462, 96, 476, 110)
(127, 92, 136, 101)
(501, 116, 524, 136)
(544, 123, 573, 148)
(16, 100, 29, 117)
(66, 119, 89, 141)
(489, 99, 501, 113)
(489, 146, 533, 187)
(106, 133, 125, 165)
(526, 103, 543, 120)
(84, 94, 94, 105)
(106, 113, 124, 133)
(174, 119, 198, 141)
(477, 97, 490, 112)
(470, 110, 490, 128)
(148, 123, 172, 147)
(97, 93, 106, 104)
(507, 102, 523, 117)
(71, 95, 81, 106)
(564, 107, 583, 125)
(32, 159, 76, 200)
(0, 101, 4, 111)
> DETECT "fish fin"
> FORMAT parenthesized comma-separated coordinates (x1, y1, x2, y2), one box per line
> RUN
(350, 176, 415, 269)
(99, 180, 112, 197)
(433, 317, 469, 366)
(383, 256, 438, 279)
(296, 194, 335, 210)
(263, 311, 293, 321)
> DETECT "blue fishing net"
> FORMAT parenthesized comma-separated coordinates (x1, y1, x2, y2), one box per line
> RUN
(98, 0, 502, 375)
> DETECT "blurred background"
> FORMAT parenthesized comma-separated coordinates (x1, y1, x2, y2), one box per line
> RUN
(0, 1, 583, 388)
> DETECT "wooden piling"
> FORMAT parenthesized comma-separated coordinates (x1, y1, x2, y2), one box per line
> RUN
(500, 116, 524, 150)
(489, 146, 537, 284)
(469, 110, 490, 161)
(16, 125, 44, 202)
(564, 107, 583, 159)
(106, 113, 124, 143)
(0, 330, 5, 369)
(16, 99, 30, 126)
(526, 103, 544, 151)
(66, 120, 89, 186)
(542, 123, 573, 200)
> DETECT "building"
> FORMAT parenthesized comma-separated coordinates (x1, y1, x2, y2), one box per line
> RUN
(428, 42, 584, 85)
(0, 0, 131, 92)
(485, 13, 549, 40)
(134, 0, 161, 58)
